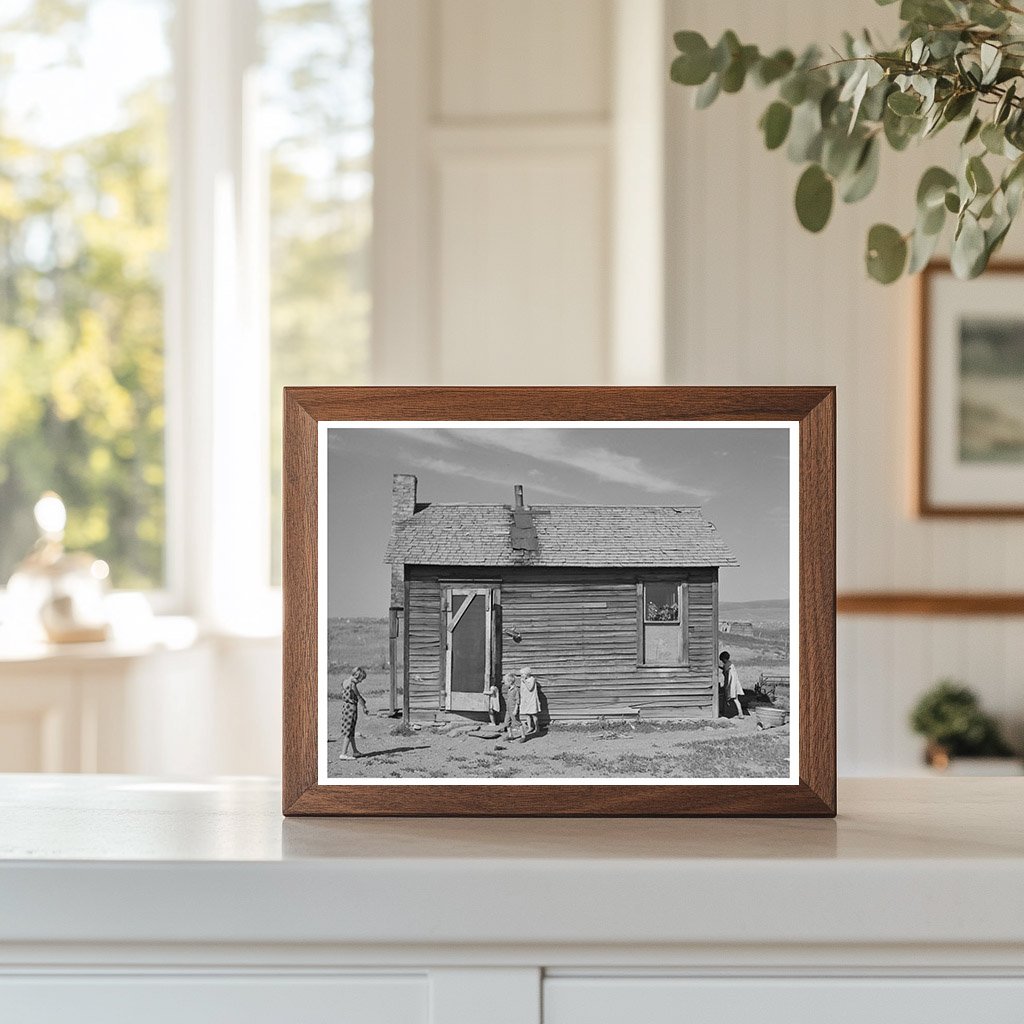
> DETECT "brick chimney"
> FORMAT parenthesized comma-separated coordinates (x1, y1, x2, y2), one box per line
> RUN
(514, 484, 525, 509)
(390, 474, 416, 611)
(392, 473, 417, 522)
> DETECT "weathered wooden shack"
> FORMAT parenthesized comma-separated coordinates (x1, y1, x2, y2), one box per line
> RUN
(385, 474, 738, 721)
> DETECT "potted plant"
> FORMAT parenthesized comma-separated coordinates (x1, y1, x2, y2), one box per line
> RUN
(909, 680, 1019, 772)
(670, 0, 1024, 283)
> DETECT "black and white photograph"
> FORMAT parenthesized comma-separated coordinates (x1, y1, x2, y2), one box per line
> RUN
(318, 422, 798, 784)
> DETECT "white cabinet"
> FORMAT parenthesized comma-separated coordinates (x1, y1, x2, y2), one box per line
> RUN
(0, 778, 1022, 1024)
(0, 975, 428, 1024)
(544, 977, 1024, 1024)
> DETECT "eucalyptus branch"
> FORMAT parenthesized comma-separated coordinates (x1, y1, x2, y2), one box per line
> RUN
(670, 0, 1024, 283)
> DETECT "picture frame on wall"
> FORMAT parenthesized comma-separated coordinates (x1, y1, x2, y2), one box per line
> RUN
(918, 261, 1024, 517)
(282, 387, 836, 817)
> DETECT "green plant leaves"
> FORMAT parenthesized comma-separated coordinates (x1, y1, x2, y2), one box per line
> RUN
(759, 101, 792, 150)
(966, 154, 994, 196)
(795, 164, 834, 232)
(981, 121, 1006, 155)
(753, 49, 795, 87)
(917, 166, 957, 210)
(668, 10, 1024, 284)
(952, 211, 987, 278)
(842, 137, 880, 202)
(787, 100, 823, 162)
(866, 224, 907, 283)
(888, 90, 921, 115)
(671, 31, 713, 86)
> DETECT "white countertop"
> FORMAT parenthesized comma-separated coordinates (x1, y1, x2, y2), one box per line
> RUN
(0, 775, 1022, 953)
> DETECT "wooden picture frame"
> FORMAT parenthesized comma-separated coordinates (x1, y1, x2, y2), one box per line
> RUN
(283, 387, 836, 816)
(917, 260, 1024, 517)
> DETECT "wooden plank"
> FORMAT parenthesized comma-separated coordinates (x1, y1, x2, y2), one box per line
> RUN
(838, 592, 1024, 616)
(681, 581, 690, 667)
(711, 572, 719, 718)
(402, 579, 411, 725)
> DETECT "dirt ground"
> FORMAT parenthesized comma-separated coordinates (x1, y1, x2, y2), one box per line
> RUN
(326, 672, 790, 780)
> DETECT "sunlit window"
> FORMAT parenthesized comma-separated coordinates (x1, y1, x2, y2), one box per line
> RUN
(0, 0, 172, 589)
(261, 0, 373, 581)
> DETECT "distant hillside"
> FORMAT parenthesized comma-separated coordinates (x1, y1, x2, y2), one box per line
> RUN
(720, 599, 789, 626)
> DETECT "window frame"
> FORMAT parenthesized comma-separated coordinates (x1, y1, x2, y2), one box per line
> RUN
(163, 0, 278, 632)
(636, 579, 689, 668)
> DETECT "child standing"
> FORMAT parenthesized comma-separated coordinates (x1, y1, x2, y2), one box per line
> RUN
(337, 666, 369, 760)
(517, 666, 540, 742)
(501, 671, 520, 738)
(719, 651, 745, 718)
(487, 681, 501, 725)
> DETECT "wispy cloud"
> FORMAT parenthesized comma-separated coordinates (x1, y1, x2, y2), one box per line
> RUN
(446, 428, 714, 500)
(414, 454, 579, 500)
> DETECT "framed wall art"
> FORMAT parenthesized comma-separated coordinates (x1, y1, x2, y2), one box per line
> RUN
(918, 261, 1024, 517)
(282, 387, 836, 816)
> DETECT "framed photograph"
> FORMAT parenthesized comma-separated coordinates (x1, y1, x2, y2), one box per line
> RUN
(283, 387, 835, 816)
(918, 261, 1024, 516)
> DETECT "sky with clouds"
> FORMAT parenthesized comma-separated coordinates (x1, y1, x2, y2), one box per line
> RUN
(327, 425, 792, 616)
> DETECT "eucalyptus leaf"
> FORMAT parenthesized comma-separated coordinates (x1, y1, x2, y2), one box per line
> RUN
(866, 223, 908, 283)
(779, 73, 807, 106)
(787, 100, 823, 162)
(710, 31, 740, 73)
(970, 2, 1009, 29)
(760, 101, 793, 150)
(920, 199, 946, 235)
(842, 137, 881, 203)
(795, 164, 834, 232)
(694, 73, 721, 109)
(951, 211, 987, 278)
(996, 82, 1017, 124)
(980, 42, 1002, 86)
(822, 128, 863, 178)
(754, 49, 795, 87)
(888, 90, 921, 115)
(908, 221, 942, 273)
(981, 121, 1006, 155)
(917, 166, 957, 210)
(962, 115, 983, 145)
(721, 44, 759, 93)
(967, 154, 995, 195)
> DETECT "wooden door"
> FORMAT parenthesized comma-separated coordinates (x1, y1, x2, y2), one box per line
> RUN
(444, 588, 493, 713)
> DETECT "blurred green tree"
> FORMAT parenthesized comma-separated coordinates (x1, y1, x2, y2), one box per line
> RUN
(0, 0, 170, 588)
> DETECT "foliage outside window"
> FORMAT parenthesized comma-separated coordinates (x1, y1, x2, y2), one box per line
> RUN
(263, 0, 372, 582)
(0, 0, 171, 589)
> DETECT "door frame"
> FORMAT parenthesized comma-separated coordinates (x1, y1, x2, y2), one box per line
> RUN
(441, 583, 500, 713)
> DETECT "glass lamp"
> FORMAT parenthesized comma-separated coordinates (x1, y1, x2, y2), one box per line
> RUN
(5, 493, 111, 644)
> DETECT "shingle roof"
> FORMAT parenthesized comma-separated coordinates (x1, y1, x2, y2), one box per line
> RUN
(385, 503, 738, 568)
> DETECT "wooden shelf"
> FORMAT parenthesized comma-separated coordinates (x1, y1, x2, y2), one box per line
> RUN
(838, 593, 1024, 616)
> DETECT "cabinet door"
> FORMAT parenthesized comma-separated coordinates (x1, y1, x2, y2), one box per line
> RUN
(544, 977, 1024, 1024)
(0, 974, 428, 1024)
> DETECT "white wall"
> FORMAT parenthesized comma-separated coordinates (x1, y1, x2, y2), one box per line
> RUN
(665, 0, 1024, 772)
(373, 0, 665, 386)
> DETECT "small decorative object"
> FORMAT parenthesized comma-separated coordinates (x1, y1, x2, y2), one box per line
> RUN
(282, 387, 836, 817)
(917, 261, 1024, 515)
(5, 492, 111, 644)
(910, 679, 1016, 769)
(670, 1, 1024, 283)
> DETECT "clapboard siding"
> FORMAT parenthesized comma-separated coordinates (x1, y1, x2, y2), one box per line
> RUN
(404, 565, 718, 718)
(406, 578, 442, 710)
